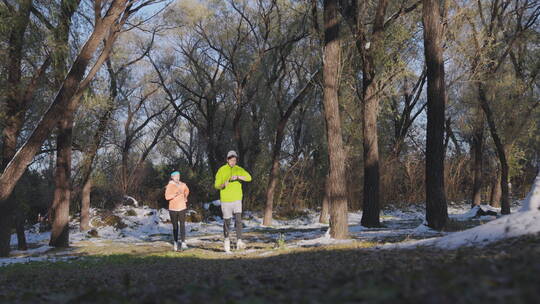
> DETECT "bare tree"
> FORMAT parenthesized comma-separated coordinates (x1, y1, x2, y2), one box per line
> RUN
(0, 0, 44, 252)
(422, 0, 448, 230)
(263, 67, 320, 226)
(461, 0, 540, 214)
(49, 0, 83, 248)
(323, 0, 348, 239)
(341, 0, 421, 227)
(470, 106, 484, 207)
(0, 0, 146, 256)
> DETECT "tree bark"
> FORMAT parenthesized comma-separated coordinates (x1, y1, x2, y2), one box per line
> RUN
(490, 169, 502, 208)
(49, 110, 75, 247)
(471, 107, 484, 207)
(358, 0, 388, 229)
(80, 178, 92, 231)
(0, 203, 14, 256)
(361, 79, 381, 227)
(422, 0, 448, 230)
(48, 0, 83, 248)
(323, 0, 348, 239)
(14, 203, 27, 251)
(263, 147, 281, 226)
(319, 174, 330, 224)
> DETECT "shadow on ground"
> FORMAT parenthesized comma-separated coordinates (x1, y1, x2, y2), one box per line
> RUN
(1, 234, 539, 304)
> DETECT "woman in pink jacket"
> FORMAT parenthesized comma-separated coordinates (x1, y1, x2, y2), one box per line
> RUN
(164, 171, 190, 251)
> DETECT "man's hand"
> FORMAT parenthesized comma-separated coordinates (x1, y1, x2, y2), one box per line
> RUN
(220, 181, 229, 189)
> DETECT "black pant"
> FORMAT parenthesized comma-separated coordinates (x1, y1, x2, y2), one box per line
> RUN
(169, 210, 186, 242)
(224, 213, 242, 239)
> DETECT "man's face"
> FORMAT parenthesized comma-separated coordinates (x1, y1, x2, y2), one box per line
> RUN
(172, 174, 180, 182)
(227, 157, 237, 167)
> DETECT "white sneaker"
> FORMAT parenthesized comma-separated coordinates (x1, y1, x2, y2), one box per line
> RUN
(224, 238, 231, 253)
(236, 239, 246, 250)
(173, 241, 178, 251)
(181, 242, 188, 250)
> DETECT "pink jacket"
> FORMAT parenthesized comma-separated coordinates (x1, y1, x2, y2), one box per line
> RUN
(165, 181, 189, 211)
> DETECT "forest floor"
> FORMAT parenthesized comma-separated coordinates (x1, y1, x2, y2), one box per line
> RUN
(1, 201, 540, 303)
(1, 233, 539, 303)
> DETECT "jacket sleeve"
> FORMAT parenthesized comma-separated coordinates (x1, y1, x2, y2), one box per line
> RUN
(184, 183, 190, 198)
(214, 168, 223, 190)
(164, 184, 176, 201)
(239, 167, 252, 182)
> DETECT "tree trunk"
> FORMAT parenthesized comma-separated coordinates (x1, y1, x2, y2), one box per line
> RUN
(0, 0, 33, 256)
(323, 0, 348, 239)
(490, 169, 502, 208)
(478, 84, 511, 214)
(422, 0, 448, 230)
(49, 0, 84, 245)
(0, 204, 14, 256)
(361, 80, 381, 227)
(263, 71, 319, 226)
(0, 0, 129, 204)
(319, 175, 330, 224)
(471, 107, 484, 207)
(15, 206, 27, 250)
(263, 150, 281, 226)
(49, 110, 75, 247)
(80, 178, 91, 231)
(78, 99, 114, 229)
(263, 116, 286, 226)
(357, 0, 388, 229)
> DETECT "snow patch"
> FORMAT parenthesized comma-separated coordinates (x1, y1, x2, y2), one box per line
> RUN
(520, 171, 540, 212)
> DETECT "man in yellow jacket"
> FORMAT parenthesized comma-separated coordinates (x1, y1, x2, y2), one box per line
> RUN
(214, 150, 252, 252)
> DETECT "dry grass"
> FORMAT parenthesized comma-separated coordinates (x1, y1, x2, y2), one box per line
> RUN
(1, 234, 540, 303)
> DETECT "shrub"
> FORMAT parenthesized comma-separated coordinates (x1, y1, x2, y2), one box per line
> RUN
(124, 209, 137, 217)
(87, 229, 99, 238)
(186, 210, 203, 223)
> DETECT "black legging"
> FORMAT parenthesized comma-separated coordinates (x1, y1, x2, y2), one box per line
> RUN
(223, 213, 242, 239)
(169, 210, 187, 242)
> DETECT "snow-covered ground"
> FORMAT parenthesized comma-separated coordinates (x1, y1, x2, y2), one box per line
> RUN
(382, 172, 540, 250)
(2, 173, 539, 266)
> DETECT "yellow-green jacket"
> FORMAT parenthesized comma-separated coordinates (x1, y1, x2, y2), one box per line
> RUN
(214, 164, 252, 202)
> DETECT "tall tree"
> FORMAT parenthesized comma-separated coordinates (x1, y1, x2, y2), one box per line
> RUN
(0, 0, 137, 257)
(340, 0, 421, 227)
(422, 0, 448, 230)
(323, 0, 348, 238)
(358, 0, 388, 228)
(0, 0, 34, 253)
(471, 106, 484, 207)
(263, 69, 320, 226)
(461, 0, 540, 214)
(49, 0, 82, 248)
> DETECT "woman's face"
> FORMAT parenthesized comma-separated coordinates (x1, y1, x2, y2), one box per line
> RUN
(172, 174, 180, 182)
